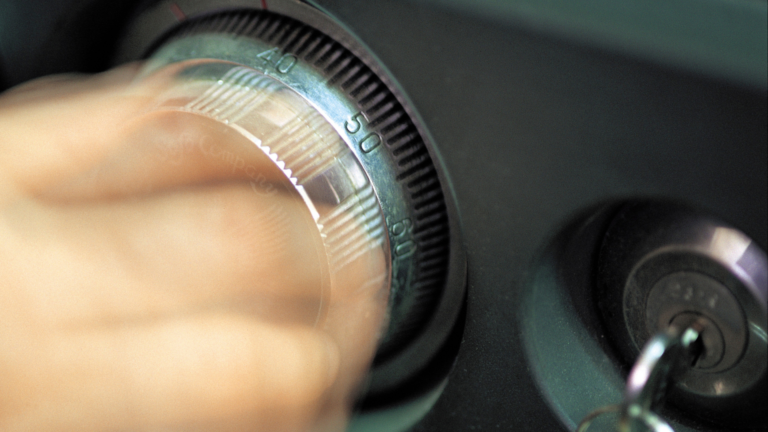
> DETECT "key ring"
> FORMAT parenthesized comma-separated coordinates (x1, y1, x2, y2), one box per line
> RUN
(576, 404, 620, 432)
(576, 404, 674, 432)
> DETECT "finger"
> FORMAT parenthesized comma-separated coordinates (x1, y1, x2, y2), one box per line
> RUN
(0, 312, 340, 432)
(0, 182, 327, 327)
(318, 274, 388, 425)
(40, 111, 290, 203)
(0, 64, 162, 200)
(0, 63, 142, 109)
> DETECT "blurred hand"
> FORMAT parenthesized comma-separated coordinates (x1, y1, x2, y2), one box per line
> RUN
(0, 65, 387, 432)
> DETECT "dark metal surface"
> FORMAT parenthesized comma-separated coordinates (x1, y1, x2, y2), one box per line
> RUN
(1, 0, 766, 430)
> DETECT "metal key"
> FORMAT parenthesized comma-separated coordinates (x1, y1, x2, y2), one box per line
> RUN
(577, 317, 705, 432)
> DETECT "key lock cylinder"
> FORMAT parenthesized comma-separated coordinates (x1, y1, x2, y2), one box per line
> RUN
(591, 203, 768, 431)
(115, 0, 466, 414)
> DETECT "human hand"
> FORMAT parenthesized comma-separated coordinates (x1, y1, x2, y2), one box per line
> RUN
(0, 65, 388, 432)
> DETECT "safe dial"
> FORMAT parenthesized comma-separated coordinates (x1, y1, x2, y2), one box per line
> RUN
(118, 2, 466, 399)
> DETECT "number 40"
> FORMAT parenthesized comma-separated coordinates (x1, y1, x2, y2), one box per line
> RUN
(257, 47, 298, 74)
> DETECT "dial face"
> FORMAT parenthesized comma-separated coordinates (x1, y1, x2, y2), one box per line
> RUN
(119, 3, 466, 399)
(138, 60, 393, 331)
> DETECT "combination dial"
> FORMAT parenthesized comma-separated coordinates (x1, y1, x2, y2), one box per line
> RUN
(117, 0, 466, 400)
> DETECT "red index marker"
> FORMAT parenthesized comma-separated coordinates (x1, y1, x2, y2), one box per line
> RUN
(169, 2, 186, 21)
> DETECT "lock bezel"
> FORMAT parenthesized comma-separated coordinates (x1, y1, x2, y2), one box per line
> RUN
(597, 200, 767, 428)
